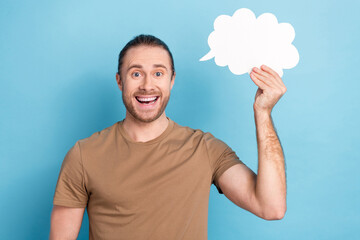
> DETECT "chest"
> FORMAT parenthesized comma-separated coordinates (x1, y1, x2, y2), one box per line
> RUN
(84, 142, 212, 210)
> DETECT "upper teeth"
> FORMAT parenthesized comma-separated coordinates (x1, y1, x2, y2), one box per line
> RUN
(137, 97, 157, 101)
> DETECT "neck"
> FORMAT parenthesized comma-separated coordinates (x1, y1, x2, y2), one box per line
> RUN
(122, 112, 169, 142)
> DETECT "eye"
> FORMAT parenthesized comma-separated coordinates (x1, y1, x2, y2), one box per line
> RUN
(132, 71, 141, 78)
(155, 72, 163, 77)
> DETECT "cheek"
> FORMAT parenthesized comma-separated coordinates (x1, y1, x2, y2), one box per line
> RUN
(122, 82, 136, 94)
(161, 80, 173, 91)
(160, 86, 171, 95)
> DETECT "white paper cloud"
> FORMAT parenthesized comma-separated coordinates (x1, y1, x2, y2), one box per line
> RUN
(200, 8, 299, 77)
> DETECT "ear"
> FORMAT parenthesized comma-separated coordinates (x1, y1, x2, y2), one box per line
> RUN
(170, 72, 176, 90)
(116, 73, 123, 91)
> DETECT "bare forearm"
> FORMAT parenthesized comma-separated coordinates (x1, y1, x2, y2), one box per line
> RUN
(254, 110, 286, 219)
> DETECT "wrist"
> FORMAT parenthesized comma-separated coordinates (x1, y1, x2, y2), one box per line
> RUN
(253, 108, 272, 130)
(253, 107, 272, 118)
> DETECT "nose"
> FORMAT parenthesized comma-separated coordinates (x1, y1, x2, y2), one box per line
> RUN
(139, 74, 155, 91)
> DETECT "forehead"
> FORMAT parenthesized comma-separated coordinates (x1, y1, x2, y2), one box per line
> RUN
(122, 45, 172, 70)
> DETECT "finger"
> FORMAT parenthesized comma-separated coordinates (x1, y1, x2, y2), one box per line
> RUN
(251, 71, 276, 89)
(260, 65, 287, 93)
(260, 65, 285, 86)
(250, 72, 269, 90)
(252, 67, 281, 88)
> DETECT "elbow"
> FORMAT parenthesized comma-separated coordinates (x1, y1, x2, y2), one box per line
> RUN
(261, 206, 287, 221)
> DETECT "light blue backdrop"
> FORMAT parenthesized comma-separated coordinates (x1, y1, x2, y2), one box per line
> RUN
(1, 0, 359, 239)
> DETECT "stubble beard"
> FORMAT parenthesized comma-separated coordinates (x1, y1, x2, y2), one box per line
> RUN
(122, 90, 170, 123)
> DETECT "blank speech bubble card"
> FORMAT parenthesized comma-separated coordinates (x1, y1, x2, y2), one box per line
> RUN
(200, 8, 299, 77)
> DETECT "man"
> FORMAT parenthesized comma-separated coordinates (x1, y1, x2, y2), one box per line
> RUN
(50, 34, 287, 240)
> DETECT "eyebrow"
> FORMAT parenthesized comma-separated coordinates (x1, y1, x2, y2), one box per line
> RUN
(127, 64, 142, 72)
(153, 64, 168, 70)
(127, 64, 168, 72)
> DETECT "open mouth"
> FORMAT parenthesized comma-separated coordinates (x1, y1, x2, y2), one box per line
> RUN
(135, 96, 159, 105)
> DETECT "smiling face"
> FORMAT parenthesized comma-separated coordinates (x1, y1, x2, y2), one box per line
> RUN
(116, 45, 175, 123)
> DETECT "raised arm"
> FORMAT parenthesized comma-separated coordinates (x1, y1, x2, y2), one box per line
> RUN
(217, 65, 287, 220)
(49, 205, 85, 240)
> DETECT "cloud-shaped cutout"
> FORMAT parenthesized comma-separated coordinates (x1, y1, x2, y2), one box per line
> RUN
(200, 8, 299, 77)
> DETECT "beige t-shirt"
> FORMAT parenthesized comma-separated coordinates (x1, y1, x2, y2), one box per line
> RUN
(53, 117, 244, 240)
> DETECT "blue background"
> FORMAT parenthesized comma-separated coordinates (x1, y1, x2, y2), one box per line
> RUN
(1, 0, 359, 239)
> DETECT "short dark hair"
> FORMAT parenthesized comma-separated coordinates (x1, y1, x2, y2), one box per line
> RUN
(117, 34, 175, 79)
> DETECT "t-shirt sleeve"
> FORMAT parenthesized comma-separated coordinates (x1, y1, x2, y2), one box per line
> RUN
(53, 141, 88, 207)
(205, 133, 244, 194)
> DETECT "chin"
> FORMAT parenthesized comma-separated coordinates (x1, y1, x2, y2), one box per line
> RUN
(123, 93, 170, 123)
(132, 111, 163, 123)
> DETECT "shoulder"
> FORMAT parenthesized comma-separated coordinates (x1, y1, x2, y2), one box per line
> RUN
(177, 121, 230, 156)
(171, 120, 205, 139)
(170, 120, 225, 146)
(170, 120, 232, 164)
(76, 121, 120, 151)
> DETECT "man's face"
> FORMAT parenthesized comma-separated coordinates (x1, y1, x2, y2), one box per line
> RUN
(116, 45, 175, 123)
